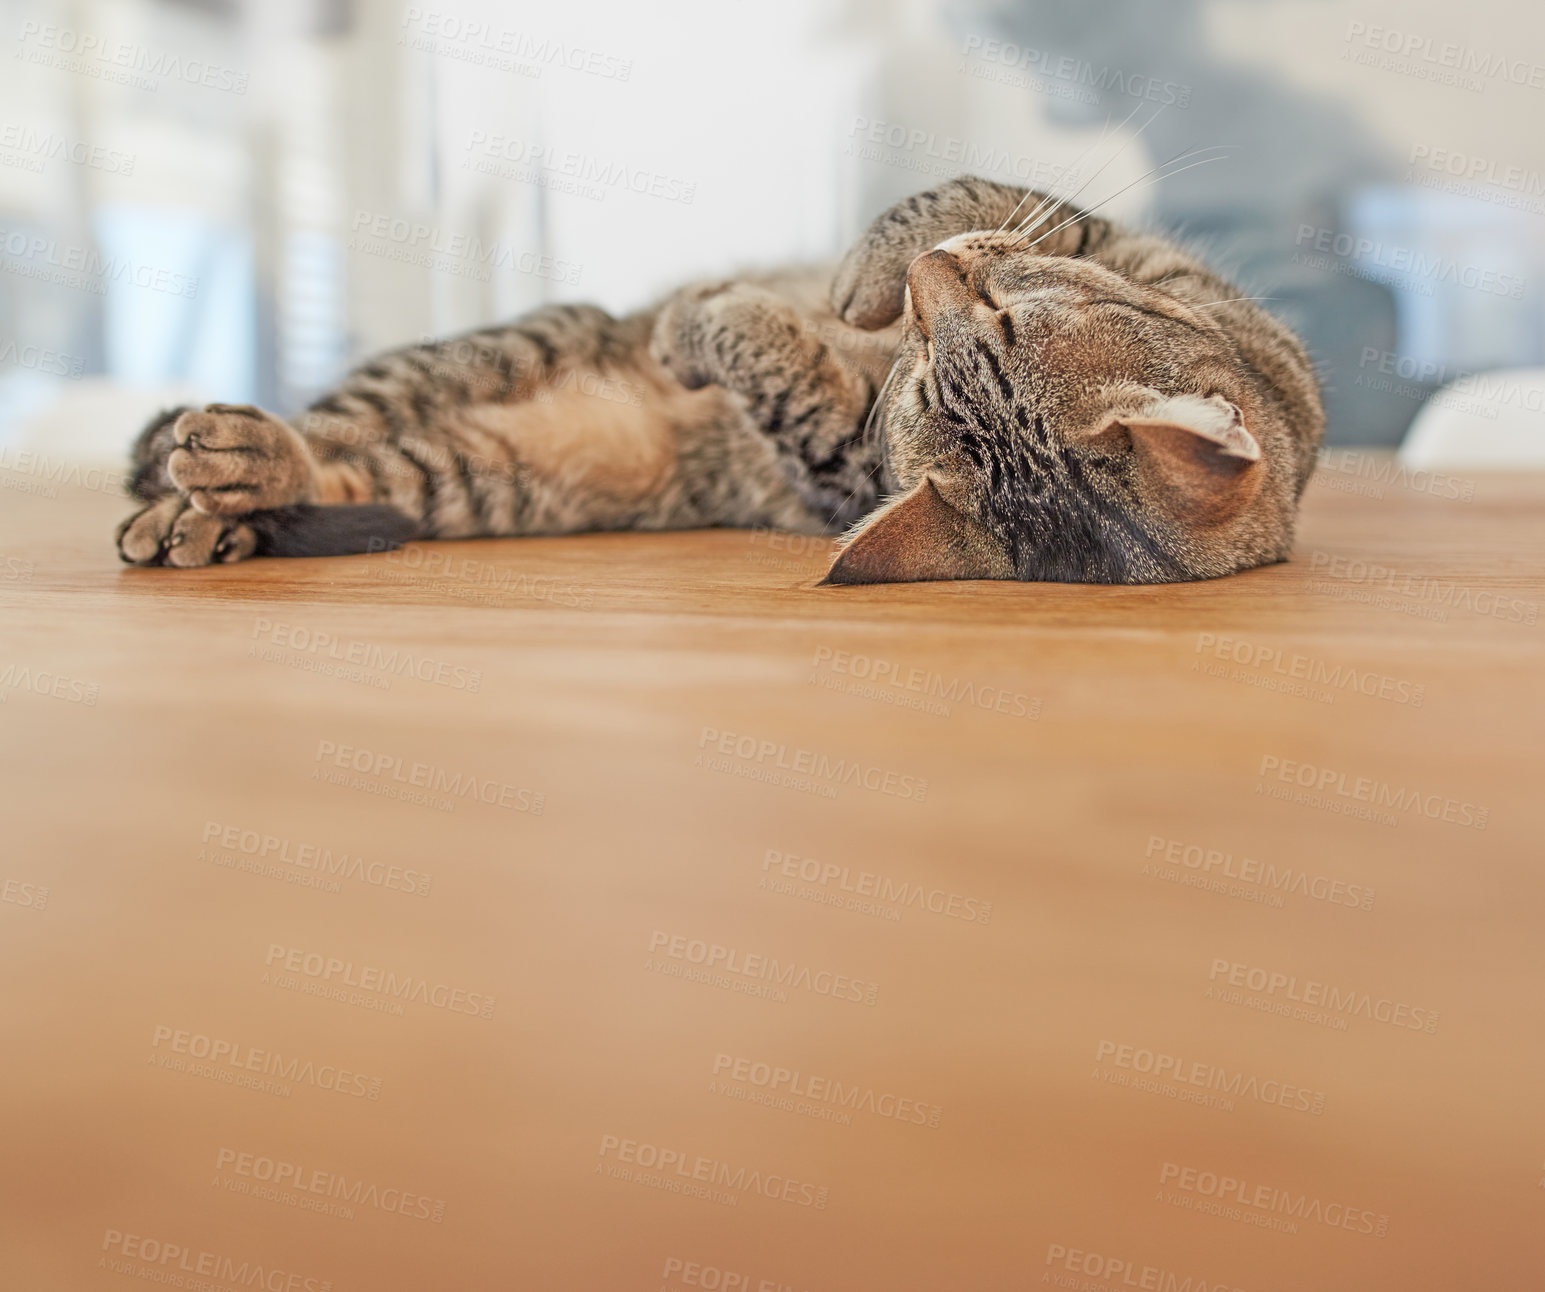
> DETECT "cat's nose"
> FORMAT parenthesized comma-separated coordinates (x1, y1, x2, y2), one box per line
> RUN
(906, 250, 975, 338)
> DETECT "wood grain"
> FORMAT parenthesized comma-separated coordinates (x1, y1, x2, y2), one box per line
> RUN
(1, 457, 1541, 1291)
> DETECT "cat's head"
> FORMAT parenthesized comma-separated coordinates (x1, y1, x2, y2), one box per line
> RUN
(825, 231, 1309, 586)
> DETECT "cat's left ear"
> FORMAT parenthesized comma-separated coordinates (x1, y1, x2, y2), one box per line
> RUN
(821, 477, 1014, 585)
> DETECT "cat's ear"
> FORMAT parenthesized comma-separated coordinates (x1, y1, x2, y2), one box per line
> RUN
(821, 477, 1014, 585)
(1096, 394, 1262, 522)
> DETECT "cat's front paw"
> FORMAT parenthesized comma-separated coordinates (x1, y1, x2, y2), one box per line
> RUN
(649, 281, 740, 389)
(830, 239, 914, 332)
(830, 177, 1026, 329)
(652, 282, 810, 399)
(167, 404, 316, 515)
(116, 495, 257, 568)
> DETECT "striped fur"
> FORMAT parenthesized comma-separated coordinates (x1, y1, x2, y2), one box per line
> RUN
(117, 177, 1321, 583)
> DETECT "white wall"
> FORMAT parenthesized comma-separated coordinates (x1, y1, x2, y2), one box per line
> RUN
(2, 0, 1542, 461)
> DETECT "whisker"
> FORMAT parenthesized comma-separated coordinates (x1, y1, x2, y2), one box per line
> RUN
(864, 353, 903, 441)
(1014, 142, 1233, 250)
(992, 102, 1145, 238)
(1195, 296, 1277, 307)
(830, 452, 889, 532)
(997, 179, 1067, 243)
(825, 352, 905, 529)
(1015, 140, 1234, 247)
(1011, 147, 1233, 253)
(1010, 103, 1166, 241)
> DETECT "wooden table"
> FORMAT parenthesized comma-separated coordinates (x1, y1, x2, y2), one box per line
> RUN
(2, 457, 1542, 1291)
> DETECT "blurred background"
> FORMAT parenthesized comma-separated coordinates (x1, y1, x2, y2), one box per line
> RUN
(2, 0, 1541, 468)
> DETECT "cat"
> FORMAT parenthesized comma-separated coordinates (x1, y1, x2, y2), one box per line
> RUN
(115, 175, 1323, 584)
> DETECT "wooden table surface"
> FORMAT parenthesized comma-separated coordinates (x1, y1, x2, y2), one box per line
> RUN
(2, 457, 1543, 1292)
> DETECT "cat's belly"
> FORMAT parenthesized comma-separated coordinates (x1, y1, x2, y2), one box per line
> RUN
(457, 374, 820, 535)
(462, 387, 677, 505)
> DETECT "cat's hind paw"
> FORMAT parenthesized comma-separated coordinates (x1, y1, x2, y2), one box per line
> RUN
(116, 495, 257, 568)
(167, 404, 317, 515)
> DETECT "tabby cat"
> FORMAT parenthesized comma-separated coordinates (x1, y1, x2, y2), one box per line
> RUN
(115, 176, 1323, 584)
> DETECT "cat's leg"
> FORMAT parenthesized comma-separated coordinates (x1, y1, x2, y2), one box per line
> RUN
(117, 398, 428, 566)
(650, 283, 884, 528)
(117, 305, 710, 565)
(830, 176, 1113, 329)
(116, 404, 324, 565)
(290, 307, 692, 539)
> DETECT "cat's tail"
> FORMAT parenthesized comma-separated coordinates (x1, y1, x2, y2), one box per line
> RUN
(244, 504, 419, 558)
